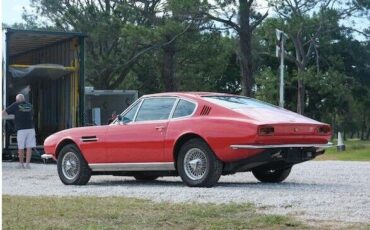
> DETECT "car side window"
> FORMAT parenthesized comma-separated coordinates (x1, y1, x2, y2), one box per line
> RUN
(121, 101, 140, 123)
(135, 98, 176, 122)
(172, 99, 196, 118)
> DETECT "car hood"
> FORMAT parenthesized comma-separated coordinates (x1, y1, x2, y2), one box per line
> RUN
(234, 107, 322, 125)
(46, 125, 108, 141)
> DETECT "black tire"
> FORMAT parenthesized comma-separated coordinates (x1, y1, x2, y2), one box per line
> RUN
(133, 174, 159, 181)
(57, 144, 91, 185)
(177, 138, 223, 187)
(252, 166, 292, 183)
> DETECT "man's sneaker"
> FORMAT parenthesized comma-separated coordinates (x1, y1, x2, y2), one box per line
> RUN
(25, 164, 31, 169)
(16, 164, 25, 169)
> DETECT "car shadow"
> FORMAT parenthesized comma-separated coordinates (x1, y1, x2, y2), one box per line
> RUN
(88, 179, 184, 187)
(217, 181, 347, 191)
(87, 178, 346, 190)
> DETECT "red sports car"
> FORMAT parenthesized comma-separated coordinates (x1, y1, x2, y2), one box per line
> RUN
(43, 92, 332, 187)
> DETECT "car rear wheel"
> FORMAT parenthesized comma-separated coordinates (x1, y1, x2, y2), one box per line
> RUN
(252, 166, 292, 183)
(57, 144, 91, 185)
(177, 138, 222, 187)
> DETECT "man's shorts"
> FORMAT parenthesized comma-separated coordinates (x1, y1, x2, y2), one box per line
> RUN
(17, 129, 36, 149)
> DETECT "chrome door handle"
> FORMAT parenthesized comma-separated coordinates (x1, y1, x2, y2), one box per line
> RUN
(155, 126, 165, 131)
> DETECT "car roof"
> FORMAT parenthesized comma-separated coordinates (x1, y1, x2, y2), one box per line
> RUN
(141, 92, 233, 100)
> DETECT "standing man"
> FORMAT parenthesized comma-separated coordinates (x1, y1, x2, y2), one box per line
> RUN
(2, 94, 35, 169)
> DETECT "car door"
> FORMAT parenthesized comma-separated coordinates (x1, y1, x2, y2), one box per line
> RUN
(105, 97, 177, 163)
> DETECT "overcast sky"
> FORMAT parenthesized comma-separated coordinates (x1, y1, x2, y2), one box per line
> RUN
(1, 0, 270, 26)
(2, 0, 32, 25)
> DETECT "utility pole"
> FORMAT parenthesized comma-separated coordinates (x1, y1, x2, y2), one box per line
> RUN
(275, 29, 288, 108)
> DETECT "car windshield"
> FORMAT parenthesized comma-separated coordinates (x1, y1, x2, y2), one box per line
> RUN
(202, 96, 278, 109)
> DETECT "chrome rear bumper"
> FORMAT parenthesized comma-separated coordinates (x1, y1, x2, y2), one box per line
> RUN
(230, 142, 333, 149)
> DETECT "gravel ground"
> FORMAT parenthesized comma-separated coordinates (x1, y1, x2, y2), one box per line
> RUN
(2, 161, 370, 223)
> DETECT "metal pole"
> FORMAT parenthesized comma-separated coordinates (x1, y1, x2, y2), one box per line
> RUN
(79, 36, 85, 126)
(279, 35, 285, 108)
(3, 30, 10, 151)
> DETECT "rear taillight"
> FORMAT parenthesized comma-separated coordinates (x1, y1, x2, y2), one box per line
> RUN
(316, 125, 331, 135)
(258, 126, 275, 136)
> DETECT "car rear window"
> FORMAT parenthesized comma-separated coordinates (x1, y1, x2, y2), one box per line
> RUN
(202, 96, 277, 109)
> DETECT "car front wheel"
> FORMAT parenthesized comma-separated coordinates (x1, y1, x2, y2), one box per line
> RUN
(252, 166, 292, 183)
(57, 144, 91, 185)
(177, 138, 222, 187)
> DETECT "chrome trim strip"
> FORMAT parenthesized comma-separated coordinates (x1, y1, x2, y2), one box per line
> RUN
(111, 99, 142, 125)
(133, 97, 177, 122)
(170, 97, 198, 120)
(88, 162, 176, 172)
(132, 99, 144, 122)
(41, 154, 54, 159)
(230, 142, 333, 149)
(115, 96, 198, 124)
(168, 98, 180, 119)
(80, 138, 98, 142)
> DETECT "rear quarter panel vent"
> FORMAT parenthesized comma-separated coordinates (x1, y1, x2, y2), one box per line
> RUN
(200, 105, 212, 116)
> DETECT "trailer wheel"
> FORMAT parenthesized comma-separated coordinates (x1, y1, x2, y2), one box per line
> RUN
(57, 144, 91, 185)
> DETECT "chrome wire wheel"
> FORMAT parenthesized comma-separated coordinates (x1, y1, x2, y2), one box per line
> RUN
(183, 148, 208, 180)
(178, 138, 222, 187)
(61, 151, 80, 181)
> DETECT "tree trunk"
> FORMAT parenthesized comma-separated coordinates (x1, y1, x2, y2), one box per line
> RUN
(297, 79, 305, 114)
(361, 112, 366, 140)
(361, 125, 366, 140)
(238, 0, 253, 97)
(297, 70, 305, 114)
(239, 50, 253, 97)
(331, 113, 336, 141)
(161, 40, 177, 92)
(343, 131, 346, 140)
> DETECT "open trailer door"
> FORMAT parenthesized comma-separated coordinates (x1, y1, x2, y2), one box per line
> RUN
(2, 29, 86, 160)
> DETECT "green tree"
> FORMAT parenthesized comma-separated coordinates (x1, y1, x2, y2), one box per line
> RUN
(206, 0, 268, 96)
(326, 39, 370, 139)
(121, 29, 236, 94)
(124, 0, 235, 93)
(154, 0, 208, 91)
(267, 0, 369, 114)
(256, 7, 369, 138)
(27, 0, 191, 89)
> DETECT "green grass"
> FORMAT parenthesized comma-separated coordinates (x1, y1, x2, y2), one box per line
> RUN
(2, 195, 303, 230)
(317, 139, 370, 161)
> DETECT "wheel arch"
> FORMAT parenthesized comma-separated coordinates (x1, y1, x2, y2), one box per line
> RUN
(173, 133, 209, 170)
(55, 139, 79, 159)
